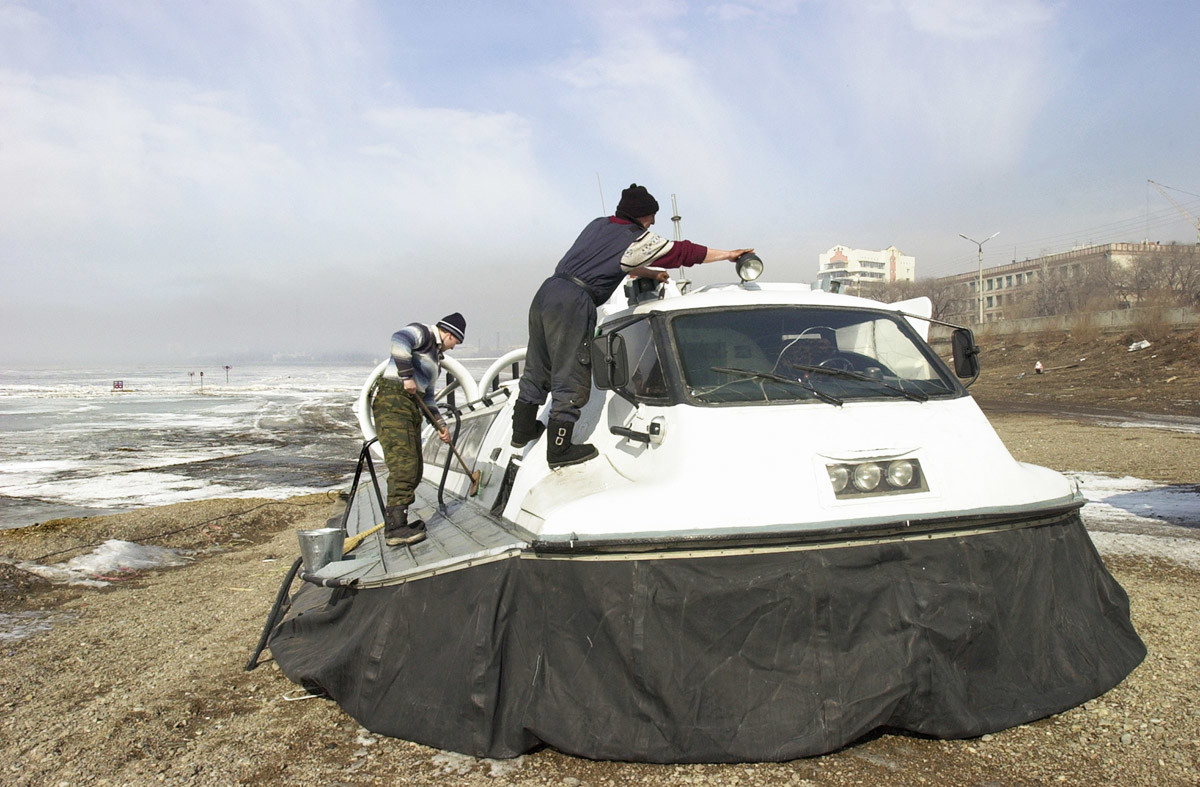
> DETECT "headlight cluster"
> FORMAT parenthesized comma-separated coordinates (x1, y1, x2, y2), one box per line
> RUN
(827, 459, 924, 498)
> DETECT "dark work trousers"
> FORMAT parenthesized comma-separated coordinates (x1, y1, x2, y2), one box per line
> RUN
(370, 378, 424, 509)
(518, 276, 596, 424)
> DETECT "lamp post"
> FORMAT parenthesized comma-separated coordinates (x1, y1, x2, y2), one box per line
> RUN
(959, 231, 999, 324)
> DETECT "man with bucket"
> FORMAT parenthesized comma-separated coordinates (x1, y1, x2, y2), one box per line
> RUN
(372, 313, 466, 546)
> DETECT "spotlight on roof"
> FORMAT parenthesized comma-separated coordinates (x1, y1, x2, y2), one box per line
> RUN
(735, 253, 763, 283)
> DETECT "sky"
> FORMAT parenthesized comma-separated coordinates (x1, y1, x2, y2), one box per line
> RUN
(3, 0, 1200, 366)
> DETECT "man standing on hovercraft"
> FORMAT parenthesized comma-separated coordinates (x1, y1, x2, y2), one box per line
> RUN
(373, 313, 465, 546)
(512, 183, 753, 468)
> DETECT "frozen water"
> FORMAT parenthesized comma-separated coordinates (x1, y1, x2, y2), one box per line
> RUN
(0, 361, 500, 529)
(0, 365, 372, 528)
(1071, 472, 1200, 535)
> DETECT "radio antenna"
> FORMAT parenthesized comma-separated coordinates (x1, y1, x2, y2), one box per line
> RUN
(596, 173, 606, 215)
(671, 193, 690, 292)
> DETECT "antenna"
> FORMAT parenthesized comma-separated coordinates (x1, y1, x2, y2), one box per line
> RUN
(596, 173, 606, 215)
(671, 193, 690, 292)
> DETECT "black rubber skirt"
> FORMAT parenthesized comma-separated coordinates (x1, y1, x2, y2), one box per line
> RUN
(267, 510, 1144, 762)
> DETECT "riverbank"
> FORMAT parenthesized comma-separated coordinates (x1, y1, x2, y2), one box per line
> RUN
(1, 412, 1198, 786)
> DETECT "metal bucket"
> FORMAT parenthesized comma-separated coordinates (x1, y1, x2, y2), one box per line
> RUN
(297, 527, 345, 574)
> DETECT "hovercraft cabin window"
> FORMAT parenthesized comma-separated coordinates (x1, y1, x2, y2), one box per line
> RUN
(422, 410, 498, 468)
(611, 319, 671, 404)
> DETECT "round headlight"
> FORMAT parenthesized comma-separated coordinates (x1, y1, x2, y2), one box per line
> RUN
(852, 462, 882, 492)
(734, 252, 763, 283)
(886, 460, 915, 488)
(828, 465, 849, 493)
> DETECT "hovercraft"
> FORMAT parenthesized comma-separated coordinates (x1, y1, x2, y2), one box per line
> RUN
(261, 269, 1144, 763)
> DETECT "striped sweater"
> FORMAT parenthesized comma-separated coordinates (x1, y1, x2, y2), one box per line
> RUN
(383, 322, 443, 423)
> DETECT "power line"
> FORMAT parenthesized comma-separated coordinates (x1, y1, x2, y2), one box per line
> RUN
(1012, 201, 1200, 255)
(918, 199, 1200, 279)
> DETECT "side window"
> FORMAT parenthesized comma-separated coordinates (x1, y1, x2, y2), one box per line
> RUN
(421, 410, 498, 468)
(451, 411, 498, 463)
(614, 319, 669, 402)
(422, 427, 447, 465)
(422, 424, 451, 467)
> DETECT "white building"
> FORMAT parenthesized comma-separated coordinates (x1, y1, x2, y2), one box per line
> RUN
(817, 245, 916, 292)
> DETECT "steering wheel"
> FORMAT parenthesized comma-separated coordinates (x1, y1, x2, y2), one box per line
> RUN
(818, 355, 854, 371)
(796, 326, 849, 370)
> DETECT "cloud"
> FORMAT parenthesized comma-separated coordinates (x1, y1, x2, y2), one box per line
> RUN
(0, 66, 568, 288)
(1, 71, 289, 226)
(0, 1, 592, 365)
(806, 0, 1059, 177)
(547, 31, 765, 215)
(358, 104, 554, 231)
(895, 0, 1055, 40)
(583, 0, 688, 21)
(705, 0, 807, 23)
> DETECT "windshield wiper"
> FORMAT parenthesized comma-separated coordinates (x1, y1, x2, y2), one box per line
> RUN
(711, 366, 843, 406)
(784, 364, 929, 401)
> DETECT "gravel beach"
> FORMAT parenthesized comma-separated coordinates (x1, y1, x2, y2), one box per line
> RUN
(2, 402, 1198, 786)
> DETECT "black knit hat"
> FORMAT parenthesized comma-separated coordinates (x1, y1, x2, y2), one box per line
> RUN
(437, 312, 466, 343)
(616, 183, 659, 218)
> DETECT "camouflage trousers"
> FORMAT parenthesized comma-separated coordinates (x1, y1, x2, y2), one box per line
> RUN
(371, 378, 424, 509)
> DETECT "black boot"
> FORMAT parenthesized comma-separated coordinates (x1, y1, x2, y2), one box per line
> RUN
(547, 420, 598, 469)
(384, 506, 426, 546)
(510, 400, 546, 448)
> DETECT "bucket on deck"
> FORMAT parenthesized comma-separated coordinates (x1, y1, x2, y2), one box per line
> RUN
(297, 527, 345, 573)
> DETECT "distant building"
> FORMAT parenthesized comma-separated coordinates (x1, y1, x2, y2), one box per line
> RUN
(937, 242, 1200, 323)
(817, 245, 916, 295)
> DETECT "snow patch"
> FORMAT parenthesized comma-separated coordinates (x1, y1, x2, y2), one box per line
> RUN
(0, 610, 77, 643)
(13, 539, 193, 586)
(1072, 472, 1200, 528)
(431, 751, 527, 778)
(1089, 532, 1200, 570)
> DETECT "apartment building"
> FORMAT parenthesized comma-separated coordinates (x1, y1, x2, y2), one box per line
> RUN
(816, 245, 916, 294)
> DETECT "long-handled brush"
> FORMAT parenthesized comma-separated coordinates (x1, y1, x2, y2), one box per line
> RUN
(413, 395, 481, 496)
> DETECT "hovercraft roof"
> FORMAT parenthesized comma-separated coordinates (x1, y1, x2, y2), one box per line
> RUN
(600, 281, 933, 338)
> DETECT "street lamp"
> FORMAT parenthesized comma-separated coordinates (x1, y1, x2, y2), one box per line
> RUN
(960, 231, 999, 324)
